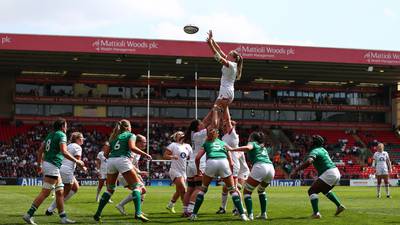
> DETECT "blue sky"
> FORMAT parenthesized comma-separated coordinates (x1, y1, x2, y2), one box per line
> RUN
(1, 0, 399, 50)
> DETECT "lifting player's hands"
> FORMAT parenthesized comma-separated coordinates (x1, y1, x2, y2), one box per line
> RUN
(171, 155, 179, 160)
(206, 30, 213, 42)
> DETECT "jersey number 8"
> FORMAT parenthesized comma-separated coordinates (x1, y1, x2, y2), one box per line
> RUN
(45, 139, 51, 152)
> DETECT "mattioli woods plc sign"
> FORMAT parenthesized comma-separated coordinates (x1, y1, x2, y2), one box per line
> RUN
(234, 44, 295, 58)
(91, 38, 159, 53)
(364, 51, 400, 64)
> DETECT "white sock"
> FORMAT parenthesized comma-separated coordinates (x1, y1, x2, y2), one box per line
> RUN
(187, 202, 195, 213)
(96, 188, 101, 200)
(221, 193, 228, 210)
(377, 185, 381, 196)
(385, 184, 390, 196)
(167, 200, 175, 208)
(47, 200, 57, 212)
(64, 190, 76, 202)
(183, 206, 187, 213)
(119, 194, 134, 207)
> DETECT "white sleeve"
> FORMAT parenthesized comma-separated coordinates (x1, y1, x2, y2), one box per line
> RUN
(75, 145, 82, 157)
(97, 152, 102, 160)
(166, 143, 175, 153)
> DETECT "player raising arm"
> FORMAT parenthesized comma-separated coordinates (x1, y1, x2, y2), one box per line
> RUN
(289, 135, 346, 219)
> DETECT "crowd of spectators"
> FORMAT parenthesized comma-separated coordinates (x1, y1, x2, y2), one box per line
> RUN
(1, 123, 396, 180)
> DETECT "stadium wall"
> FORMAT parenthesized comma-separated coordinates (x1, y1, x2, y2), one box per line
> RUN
(0, 73, 14, 118)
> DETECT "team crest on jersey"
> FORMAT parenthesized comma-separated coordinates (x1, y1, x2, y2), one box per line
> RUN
(180, 152, 187, 159)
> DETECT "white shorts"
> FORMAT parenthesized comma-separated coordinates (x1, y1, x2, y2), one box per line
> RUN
(99, 170, 107, 180)
(234, 154, 250, 180)
(375, 166, 389, 176)
(107, 157, 133, 175)
(249, 163, 275, 183)
(186, 160, 206, 178)
(43, 161, 61, 177)
(205, 158, 232, 178)
(169, 169, 187, 182)
(60, 171, 75, 184)
(319, 167, 341, 186)
(217, 87, 234, 103)
(118, 174, 145, 187)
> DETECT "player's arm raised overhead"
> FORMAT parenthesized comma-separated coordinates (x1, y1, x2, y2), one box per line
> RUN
(206, 30, 229, 67)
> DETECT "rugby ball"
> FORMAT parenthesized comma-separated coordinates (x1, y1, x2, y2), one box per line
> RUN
(183, 24, 199, 34)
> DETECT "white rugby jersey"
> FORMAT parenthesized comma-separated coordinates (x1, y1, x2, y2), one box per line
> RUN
(167, 142, 192, 172)
(97, 151, 107, 173)
(60, 143, 82, 173)
(191, 129, 207, 159)
(220, 61, 237, 91)
(222, 128, 243, 163)
(373, 151, 390, 169)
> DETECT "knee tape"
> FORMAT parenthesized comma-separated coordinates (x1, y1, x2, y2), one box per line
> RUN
(43, 182, 55, 190)
(244, 183, 255, 192)
(227, 186, 236, 192)
(55, 183, 64, 191)
(309, 193, 319, 200)
(236, 183, 243, 190)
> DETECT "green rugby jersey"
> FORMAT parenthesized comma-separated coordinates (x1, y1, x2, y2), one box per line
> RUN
(247, 142, 272, 165)
(308, 147, 336, 176)
(109, 131, 136, 158)
(202, 138, 227, 159)
(43, 130, 67, 168)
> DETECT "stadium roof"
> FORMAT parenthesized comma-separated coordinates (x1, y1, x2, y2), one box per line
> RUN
(1, 33, 400, 84)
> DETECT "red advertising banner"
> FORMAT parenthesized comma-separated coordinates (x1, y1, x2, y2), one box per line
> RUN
(2, 33, 400, 65)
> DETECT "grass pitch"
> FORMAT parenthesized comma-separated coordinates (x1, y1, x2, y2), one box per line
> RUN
(0, 185, 398, 225)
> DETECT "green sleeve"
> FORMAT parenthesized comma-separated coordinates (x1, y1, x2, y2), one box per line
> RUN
(308, 149, 317, 159)
(59, 132, 67, 144)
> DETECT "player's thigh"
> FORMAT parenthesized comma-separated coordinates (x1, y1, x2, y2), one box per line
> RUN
(174, 177, 186, 191)
(106, 173, 118, 188)
(202, 175, 213, 187)
(310, 178, 333, 194)
(122, 169, 140, 185)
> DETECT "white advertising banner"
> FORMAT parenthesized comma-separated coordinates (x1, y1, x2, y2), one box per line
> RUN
(350, 179, 399, 187)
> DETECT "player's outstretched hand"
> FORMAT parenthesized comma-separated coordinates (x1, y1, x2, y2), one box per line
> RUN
(145, 154, 152, 161)
(82, 166, 88, 173)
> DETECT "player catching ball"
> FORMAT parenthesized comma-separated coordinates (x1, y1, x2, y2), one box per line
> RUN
(290, 135, 346, 219)
(203, 30, 243, 129)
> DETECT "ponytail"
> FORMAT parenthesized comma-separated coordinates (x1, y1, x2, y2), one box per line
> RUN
(109, 119, 131, 142)
(229, 50, 243, 80)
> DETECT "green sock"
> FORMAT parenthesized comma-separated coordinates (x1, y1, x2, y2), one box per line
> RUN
(231, 193, 244, 214)
(193, 192, 205, 214)
(326, 191, 341, 207)
(258, 192, 267, 214)
(95, 192, 111, 217)
(27, 204, 37, 217)
(244, 195, 253, 215)
(132, 189, 142, 216)
(310, 194, 319, 214)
